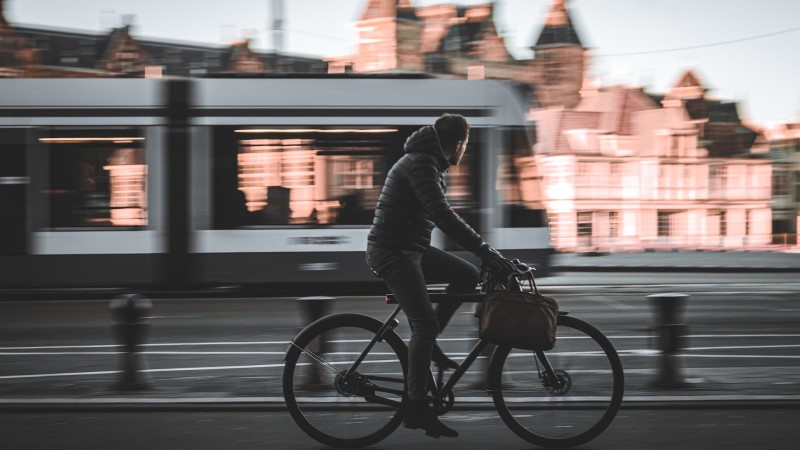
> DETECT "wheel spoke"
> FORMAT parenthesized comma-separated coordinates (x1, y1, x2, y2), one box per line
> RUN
(290, 340, 340, 376)
(490, 315, 624, 447)
(283, 315, 407, 447)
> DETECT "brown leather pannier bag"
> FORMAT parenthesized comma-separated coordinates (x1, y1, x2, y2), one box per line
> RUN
(477, 272, 559, 351)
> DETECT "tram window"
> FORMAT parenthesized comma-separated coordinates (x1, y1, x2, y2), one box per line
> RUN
(498, 126, 547, 228)
(212, 125, 483, 229)
(212, 126, 410, 228)
(42, 129, 147, 228)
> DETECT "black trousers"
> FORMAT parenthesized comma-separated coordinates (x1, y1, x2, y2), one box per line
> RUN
(366, 244, 480, 400)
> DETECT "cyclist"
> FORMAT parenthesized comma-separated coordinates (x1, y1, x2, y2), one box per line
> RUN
(365, 114, 515, 438)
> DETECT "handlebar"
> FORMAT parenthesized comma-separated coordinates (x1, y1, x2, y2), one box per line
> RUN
(509, 258, 534, 275)
(480, 258, 534, 277)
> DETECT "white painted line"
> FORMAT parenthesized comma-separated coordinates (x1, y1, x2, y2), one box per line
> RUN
(0, 351, 288, 356)
(593, 296, 636, 310)
(0, 370, 119, 380)
(0, 397, 288, 404)
(0, 352, 121, 356)
(0, 341, 290, 350)
(0, 358, 411, 380)
(683, 354, 800, 360)
(3, 333, 800, 352)
(686, 344, 800, 351)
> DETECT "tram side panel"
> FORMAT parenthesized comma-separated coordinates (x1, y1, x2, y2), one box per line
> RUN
(0, 79, 167, 289)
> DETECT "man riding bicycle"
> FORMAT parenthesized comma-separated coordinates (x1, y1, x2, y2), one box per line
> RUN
(365, 114, 515, 438)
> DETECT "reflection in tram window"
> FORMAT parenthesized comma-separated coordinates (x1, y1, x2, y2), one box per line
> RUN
(498, 126, 547, 228)
(212, 126, 483, 229)
(41, 130, 147, 228)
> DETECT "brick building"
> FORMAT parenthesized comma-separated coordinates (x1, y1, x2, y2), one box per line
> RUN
(326, 0, 587, 109)
(528, 70, 773, 251)
(0, 0, 326, 78)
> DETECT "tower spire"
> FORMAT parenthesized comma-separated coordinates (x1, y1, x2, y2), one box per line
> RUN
(533, 0, 582, 48)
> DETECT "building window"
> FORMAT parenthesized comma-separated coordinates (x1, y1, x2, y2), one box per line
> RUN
(710, 165, 727, 192)
(720, 210, 727, 236)
(658, 211, 678, 237)
(609, 211, 619, 238)
(795, 172, 800, 199)
(773, 173, 789, 196)
(577, 211, 592, 237)
(745, 210, 751, 236)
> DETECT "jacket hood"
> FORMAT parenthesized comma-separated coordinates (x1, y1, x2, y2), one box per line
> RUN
(404, 126, 450, 170)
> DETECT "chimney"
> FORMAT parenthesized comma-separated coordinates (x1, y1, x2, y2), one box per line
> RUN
(270, 0, 284, 53)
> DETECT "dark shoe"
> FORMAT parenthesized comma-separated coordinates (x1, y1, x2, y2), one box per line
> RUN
(432, 344, 459, 370)
(403, 398, 458, 438)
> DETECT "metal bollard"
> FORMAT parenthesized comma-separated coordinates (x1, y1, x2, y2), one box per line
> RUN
(296, 296, 335, 386)
(647, 293, 689, 388)
(110, 293, 153, 391)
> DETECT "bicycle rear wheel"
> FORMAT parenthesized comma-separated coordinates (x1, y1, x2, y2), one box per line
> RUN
(283, 313, 408, 448)
(488, 315, 624, 448)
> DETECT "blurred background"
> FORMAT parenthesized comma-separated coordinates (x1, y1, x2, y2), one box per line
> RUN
(0, 1, 799, 448)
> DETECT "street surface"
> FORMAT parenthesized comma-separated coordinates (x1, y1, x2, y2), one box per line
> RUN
(1, 409, 798, 449)
(1, 271, 799, 401)
(1, 270, 799, 449)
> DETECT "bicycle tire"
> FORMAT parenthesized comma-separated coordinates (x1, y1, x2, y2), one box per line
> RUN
(488, 314, 624, 448)
(283, 313, 408, 448)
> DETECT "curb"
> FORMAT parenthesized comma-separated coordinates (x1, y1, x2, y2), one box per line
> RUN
(3, 395, 799, 412)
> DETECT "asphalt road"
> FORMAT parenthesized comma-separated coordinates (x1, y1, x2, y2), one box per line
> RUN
(1, 271, 799, 402)
(2, 408, 798, 450)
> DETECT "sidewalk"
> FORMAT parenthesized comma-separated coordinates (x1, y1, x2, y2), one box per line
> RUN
(551, 250, 800, 272)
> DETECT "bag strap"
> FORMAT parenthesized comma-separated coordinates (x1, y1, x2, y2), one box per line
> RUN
(528, 272, 540, 296)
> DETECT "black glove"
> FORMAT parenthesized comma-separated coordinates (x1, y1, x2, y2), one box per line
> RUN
(477, 243, 516, 274)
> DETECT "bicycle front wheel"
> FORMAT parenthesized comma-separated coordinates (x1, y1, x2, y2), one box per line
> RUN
(488, 314, 624, 448)
(283, 313, 408, 448)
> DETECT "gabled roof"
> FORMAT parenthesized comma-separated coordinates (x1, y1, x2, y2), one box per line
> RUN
(532, 0, 583, 48)
(531, 108, 602, 154)
(13, 24, 326, 76)
(674, 69, 705, 89)
(665, 69, 708, 101)
(433, 3, 511, 60)
(576, 85, 660, 135)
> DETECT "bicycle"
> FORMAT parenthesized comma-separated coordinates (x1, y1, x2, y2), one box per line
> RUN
(283, 262, 624, 448)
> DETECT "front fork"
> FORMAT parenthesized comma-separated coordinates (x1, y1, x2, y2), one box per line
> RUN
(535, 349, 561, 387)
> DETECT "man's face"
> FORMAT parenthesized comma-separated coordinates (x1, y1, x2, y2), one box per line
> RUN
(450, 133, 469, 166)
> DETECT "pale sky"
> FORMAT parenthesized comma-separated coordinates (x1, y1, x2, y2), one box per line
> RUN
(6, 0, 800, 125)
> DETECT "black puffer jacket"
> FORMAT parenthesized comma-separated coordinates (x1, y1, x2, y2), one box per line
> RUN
(367, 126, 485, 253)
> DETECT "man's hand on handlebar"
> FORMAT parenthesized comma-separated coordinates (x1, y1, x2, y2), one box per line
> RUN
(477, 243, 518, 275)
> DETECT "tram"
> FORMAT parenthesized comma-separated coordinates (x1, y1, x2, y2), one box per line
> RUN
(0, 76, 551, 292)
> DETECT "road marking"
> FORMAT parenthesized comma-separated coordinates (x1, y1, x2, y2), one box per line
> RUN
(686, 344, 800, 351)
(0, 364, 285, 380)
(0, 351, 288, 356)
(683, 354, 800, 359)
(3, 334, 800, 352)
(593, 296, 636, 310)
(0, 341, 291, 350)
(0, 359, 409, 380)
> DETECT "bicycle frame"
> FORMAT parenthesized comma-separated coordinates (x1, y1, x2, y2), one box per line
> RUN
(340, 298, 563, 409)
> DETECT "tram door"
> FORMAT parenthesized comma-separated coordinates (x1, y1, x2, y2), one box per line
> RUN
(0, 129, 27, 254)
